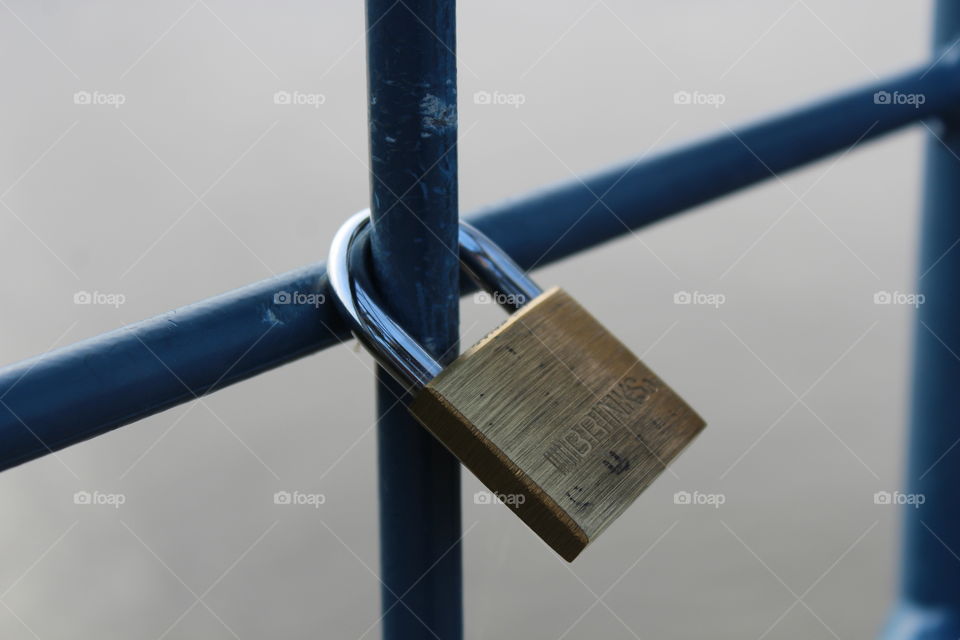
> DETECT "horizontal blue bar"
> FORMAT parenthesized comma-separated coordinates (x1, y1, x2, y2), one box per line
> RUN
(2, 52, 959, 472)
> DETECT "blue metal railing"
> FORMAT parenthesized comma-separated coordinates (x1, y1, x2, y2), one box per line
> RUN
(1, 3, 959, 638)
(883, 3, 960, 637)
(365, 1, 463, 636)
(3, 53, 959, 472)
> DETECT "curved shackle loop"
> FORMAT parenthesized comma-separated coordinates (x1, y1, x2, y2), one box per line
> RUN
(328, 210, 544, 392)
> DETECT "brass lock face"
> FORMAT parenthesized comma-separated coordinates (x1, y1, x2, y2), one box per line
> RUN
(329, 211, 706, 561)
(410, 287, 704, 561)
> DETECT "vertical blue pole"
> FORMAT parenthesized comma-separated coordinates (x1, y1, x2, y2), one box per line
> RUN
(364, 1, 462, 639)
(885, 4, 960, 638)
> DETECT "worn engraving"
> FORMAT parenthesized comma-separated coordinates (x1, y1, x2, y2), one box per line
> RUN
(543, 375, 661, 474)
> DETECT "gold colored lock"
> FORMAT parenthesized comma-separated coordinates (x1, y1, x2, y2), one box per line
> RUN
(329, 211, 705, 561)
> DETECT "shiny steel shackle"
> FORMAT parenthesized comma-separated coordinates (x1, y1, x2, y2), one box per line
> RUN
(328, 210, 543, 391)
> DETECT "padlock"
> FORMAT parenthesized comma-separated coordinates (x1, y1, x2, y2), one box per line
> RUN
(329, 210, 706, 561)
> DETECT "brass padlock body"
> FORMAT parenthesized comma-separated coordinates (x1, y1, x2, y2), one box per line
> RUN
(410, 287, 706, 561)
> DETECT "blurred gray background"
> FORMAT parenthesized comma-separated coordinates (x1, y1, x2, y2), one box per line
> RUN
(0, 0, 938, 637)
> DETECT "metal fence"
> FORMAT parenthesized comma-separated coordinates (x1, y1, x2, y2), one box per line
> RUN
(2, 1, 960, 638)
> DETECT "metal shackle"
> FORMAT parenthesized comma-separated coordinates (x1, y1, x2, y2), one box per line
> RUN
(328, 210, 543, 391)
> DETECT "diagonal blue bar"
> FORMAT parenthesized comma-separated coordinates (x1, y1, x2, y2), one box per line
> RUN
(2, 54, 960, 473)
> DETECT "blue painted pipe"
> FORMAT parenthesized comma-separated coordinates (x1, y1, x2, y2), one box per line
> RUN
(3, 55, 960, 473)
(0, 265, 332, 471)
(473, 51, 960, 271)
(883, 6, 960, 639)
(364, 0, 462, 637)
